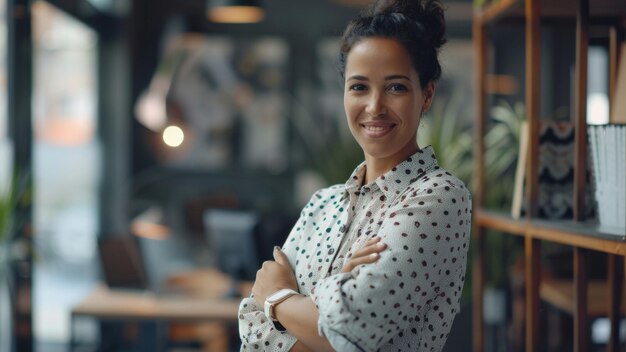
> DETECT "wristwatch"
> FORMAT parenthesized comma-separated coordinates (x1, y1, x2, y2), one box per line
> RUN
(264, 288, 300, 331)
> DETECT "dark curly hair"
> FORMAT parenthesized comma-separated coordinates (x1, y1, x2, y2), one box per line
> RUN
(339, 0, 447, 88)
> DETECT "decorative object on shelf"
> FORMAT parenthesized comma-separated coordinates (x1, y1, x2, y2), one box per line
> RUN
(511, 115, 596, 220)
(206, 0, 264, 23)
(588, 124, 626, 230)
(538, 121, 578, 219)
(610, 43, 626, 124)
(511, 120, 528, 219)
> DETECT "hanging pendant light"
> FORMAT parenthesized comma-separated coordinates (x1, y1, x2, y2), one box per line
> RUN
(207, 0, 265, 23)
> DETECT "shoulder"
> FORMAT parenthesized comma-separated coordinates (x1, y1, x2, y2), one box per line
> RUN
(396, 166, 471, 207)
(302, 184, 346, 210)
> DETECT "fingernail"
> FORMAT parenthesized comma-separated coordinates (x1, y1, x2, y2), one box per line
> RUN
(378, 243, 386, 248)
(370, 253, 379, 259)
(274, 246, 280, 252)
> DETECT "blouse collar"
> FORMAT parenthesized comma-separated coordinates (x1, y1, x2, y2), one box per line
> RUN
(344, 145, 439, 199)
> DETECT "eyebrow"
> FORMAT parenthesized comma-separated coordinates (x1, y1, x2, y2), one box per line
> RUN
(347, 74, 412, 82)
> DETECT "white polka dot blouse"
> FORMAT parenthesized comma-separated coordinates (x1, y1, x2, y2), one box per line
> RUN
(239, 146, 472, 352)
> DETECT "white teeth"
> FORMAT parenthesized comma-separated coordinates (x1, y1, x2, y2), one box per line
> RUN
(363, 125, 389, 132)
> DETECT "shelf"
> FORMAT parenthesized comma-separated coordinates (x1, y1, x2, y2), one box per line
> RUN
(476, 209, 626, 255)
(472, 0, 626, 349)
(531, 218, 626, 246)
(474, 0, 626, 24)
(541, 278, 625, 317)
(475, 208, 525, 235)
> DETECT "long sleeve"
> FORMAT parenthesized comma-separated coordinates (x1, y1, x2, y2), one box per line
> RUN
(313, 182, 471, 352)
(238, 190, 325, 351)
(238, 296, 298, 351)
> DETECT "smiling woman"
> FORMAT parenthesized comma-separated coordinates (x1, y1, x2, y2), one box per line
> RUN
(343, 37, 435, 182)
(238, 1, 471, 351)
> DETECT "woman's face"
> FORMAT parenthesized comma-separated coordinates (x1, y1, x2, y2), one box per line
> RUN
(344, 37, 434, 167)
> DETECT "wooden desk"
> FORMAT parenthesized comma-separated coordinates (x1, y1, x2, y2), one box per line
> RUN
(70, 268, 251, 352)
(71, 285, 241, 322)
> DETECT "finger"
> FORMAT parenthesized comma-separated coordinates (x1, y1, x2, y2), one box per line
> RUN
(341, 252, 380, 273)
(273, 246, 289, 266)
(358, 237, 381, 250)
(352, 241, 387, 259)
(365, 236, 382, 245)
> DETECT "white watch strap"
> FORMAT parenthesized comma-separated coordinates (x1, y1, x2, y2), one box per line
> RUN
(264, 288, 300, 322)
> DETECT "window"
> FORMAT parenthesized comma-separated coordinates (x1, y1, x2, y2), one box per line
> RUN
(587, 46, 609, 125)
(32, 1, 99, 345)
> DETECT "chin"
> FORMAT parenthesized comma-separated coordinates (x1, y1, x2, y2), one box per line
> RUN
(360, 145, 398, 160)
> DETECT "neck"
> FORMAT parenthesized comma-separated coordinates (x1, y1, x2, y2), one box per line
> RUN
(363, 142, 420, 184)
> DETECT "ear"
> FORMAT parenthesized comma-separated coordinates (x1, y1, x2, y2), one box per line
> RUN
(422, 81, 436, 114)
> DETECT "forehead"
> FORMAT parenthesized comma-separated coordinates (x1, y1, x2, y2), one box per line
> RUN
(345, 37, 415, 76)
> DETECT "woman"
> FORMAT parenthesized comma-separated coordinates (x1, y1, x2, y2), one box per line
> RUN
(238, 0, 471, 351)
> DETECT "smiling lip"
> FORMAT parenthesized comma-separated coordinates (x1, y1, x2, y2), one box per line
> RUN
(360, 122, 396, 138)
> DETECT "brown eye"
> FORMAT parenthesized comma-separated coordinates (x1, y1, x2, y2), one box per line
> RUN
(388, 83, 407, 92)
(349, 83, 367, 92)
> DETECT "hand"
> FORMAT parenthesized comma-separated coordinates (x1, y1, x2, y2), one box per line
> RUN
(290, 341, 315, 352)
(252, 246, 298, 306)
(341, 236, 386, 273)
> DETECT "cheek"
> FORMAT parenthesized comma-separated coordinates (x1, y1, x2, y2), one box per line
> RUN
(343, 97, 357, 123)
(398, 100, 422, 124)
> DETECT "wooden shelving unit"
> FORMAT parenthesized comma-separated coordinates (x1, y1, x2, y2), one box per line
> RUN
(472, 1, 626, 351)
(540, 278, 626, 317)
(474, 0, 626, 22)
(476, 210, 626, 252)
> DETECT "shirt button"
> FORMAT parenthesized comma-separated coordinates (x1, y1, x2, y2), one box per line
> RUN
(328, 248, 335, 255)
(339, 225, 346, 233)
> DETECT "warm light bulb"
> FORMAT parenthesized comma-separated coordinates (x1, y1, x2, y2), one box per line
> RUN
(163, 125, 184, 147)
(208, 6, 264, 23)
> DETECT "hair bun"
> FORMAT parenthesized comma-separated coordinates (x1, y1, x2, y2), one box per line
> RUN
(369, 0, 446, 50)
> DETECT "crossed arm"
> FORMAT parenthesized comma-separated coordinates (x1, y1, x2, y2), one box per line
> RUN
(249, 237, 387, 352)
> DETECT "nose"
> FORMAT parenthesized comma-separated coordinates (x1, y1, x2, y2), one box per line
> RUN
(365, 92, 387, 118)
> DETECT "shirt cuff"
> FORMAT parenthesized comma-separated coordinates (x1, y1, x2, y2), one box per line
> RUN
(238, 296, 299, 351)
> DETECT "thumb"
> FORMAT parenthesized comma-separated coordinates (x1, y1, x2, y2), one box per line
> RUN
(273, 246, 288, 266)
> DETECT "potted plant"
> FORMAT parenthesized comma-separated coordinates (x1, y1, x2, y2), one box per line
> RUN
(0, 170, 30, 352)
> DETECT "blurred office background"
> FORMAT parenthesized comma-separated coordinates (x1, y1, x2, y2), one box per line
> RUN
(1, 0, 496, 351)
